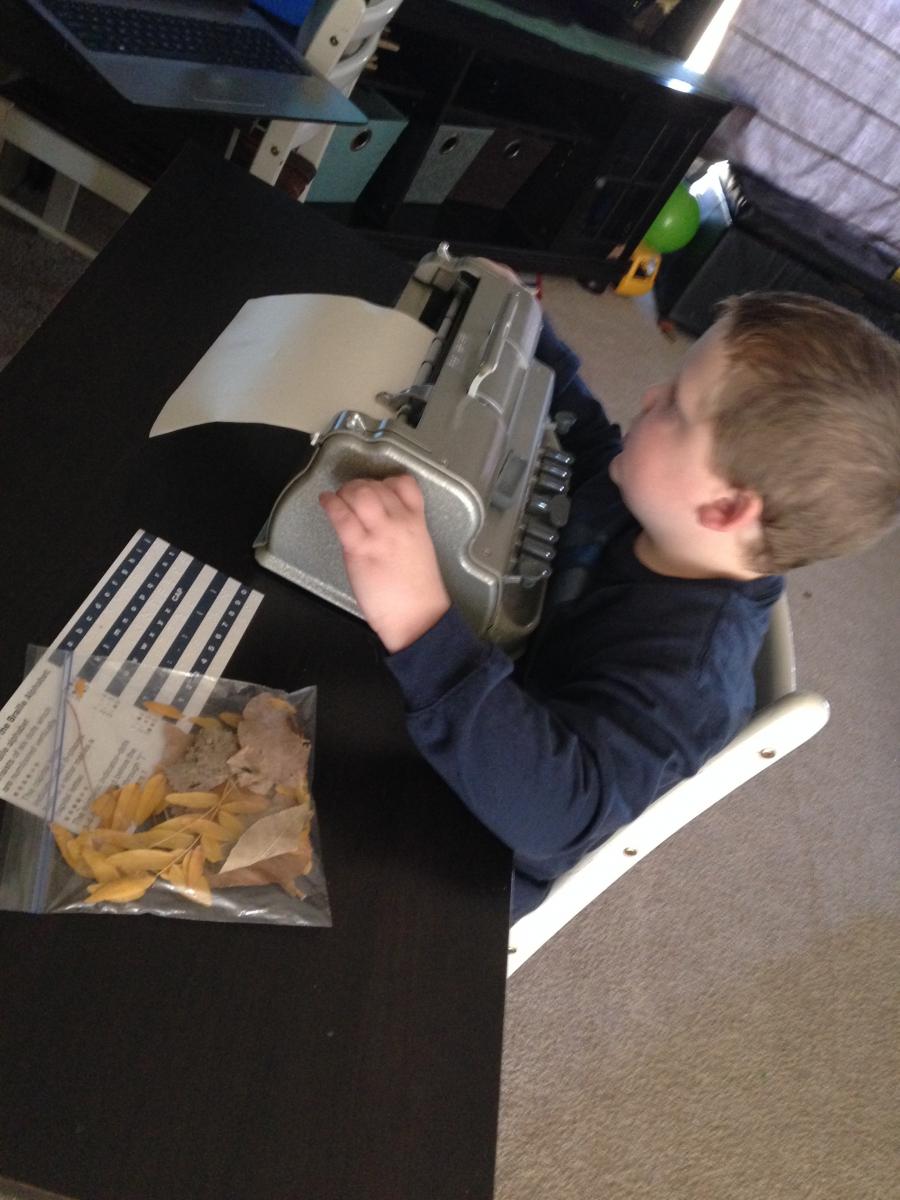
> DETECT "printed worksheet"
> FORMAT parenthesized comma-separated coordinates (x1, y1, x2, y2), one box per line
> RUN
(0, 531, 262, 827)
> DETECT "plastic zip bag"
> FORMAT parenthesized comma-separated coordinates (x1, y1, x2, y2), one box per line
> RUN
(0, 650, 330, 926)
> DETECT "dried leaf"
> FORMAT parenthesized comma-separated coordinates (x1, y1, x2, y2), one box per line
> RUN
(159, 723, 191, 766)
(218, 805, 310, 876)
(90, 790, 118, 825)
(84, 874, 155, 905)
(50, 822, 72, 853)
(81, 847, 120, 883)
(183, 877, 213, 907)
(164, 791, 221, 810)
(215, 809, 244, 839)
(188, 715, 222, 731)
(217, 711, 242, 729)
(112, 782, 141, 829)
(189, 818, 234, 842)
(135, 773, 168, 823)
(106, 848, 179, 873)
(211, 846, 311, 898)
(221, 795, 270, 815)
(51, 823, 93, 879)
(151, 814, 198, 834)
(164, 724, 238, 793)
(138, 830, 195, 852)
(226, 694, 310, 796)
(144, 701, 183, 720)
(184, 846, 205, 888)
(201, 834, 226, 863)
(83, 829, 137, 850)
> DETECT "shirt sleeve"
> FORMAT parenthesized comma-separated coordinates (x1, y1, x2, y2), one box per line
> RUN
(536, 315, 623, 488)
(384, 604, 718, 878)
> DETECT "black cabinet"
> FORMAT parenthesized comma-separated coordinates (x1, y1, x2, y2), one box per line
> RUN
(308, 0, 733, 281)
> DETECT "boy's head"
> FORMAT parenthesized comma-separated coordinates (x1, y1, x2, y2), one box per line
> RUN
(610, 292, 900, 577)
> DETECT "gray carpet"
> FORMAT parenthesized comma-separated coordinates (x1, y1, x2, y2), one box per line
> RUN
(1, 196, 897, 1200)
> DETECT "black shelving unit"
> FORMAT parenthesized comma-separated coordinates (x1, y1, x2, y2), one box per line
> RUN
(308, 0, 733, 281)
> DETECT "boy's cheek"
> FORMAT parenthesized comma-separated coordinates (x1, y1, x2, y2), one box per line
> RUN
(608, 452, 621, 484)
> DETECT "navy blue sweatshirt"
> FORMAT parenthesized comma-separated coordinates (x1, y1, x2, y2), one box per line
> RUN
(386, 320, 783, 918)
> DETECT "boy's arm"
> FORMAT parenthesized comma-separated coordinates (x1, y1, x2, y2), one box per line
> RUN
(384, 604, 683, 867)
(319, 475, 684, 870)
(536, 315, 623, 488)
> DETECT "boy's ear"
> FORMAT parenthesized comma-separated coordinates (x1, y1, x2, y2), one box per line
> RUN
(697, 488, 763, 533)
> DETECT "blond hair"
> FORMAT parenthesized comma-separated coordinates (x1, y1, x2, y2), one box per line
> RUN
(709, 293, 900, 573)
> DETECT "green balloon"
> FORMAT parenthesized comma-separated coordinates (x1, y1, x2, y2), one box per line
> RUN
(644, 183, 701, 253)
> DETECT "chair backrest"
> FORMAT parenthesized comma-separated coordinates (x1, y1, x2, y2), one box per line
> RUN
(753, 591, 796, 708)
(506, 591, 829, 976)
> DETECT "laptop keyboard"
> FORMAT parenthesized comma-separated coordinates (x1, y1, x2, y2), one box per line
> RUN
(42, 0, 304, 73)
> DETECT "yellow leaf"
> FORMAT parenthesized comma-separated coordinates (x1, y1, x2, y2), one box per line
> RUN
(221, 796, 270, 814)
(84, 874, 155, 905)
(90, 790, 118, 826)
(106, 848, 179, 873)
(215, 809, 244, 839)
(217, 711, 241, 728)
(81, 847, 120, 883)
(185, 846, 205, 888)
(137, 830, 195, 852)
(83, 829, 138, 849)
(112, 782, 141, 830)
(201, 834, 226, 863)
(50, 822, 72, 853)
(164, 791, 221, 810)
(189, 818, 234, 841)
(135, 773, 168, 824)
(187, 715, 222, 731)
(51, 823, 93, 878)
(143, 701, 183, 720)
(183, 877, 213, 907)
(151, 814, 197, 833)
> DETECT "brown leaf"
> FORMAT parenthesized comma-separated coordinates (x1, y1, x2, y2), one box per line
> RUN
(163, 724, 238, 793)
(226, 694, 310, 796)
(210, 843, 311, 898)
(217, 804, 310, 875)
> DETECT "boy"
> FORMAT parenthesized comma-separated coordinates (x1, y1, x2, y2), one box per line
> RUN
(319, 293, 900, 919)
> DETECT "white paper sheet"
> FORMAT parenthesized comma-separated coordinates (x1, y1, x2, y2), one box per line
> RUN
(0, 531, 263, 825)
(150, 294, 435, 437)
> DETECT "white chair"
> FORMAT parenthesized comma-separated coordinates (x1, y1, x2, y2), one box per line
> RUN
(506, 592, 830, 976)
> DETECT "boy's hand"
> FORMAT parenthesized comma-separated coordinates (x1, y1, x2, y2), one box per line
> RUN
(319, 475, 451, 653)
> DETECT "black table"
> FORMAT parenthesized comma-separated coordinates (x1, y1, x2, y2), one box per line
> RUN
(0, 147, 511, 1200)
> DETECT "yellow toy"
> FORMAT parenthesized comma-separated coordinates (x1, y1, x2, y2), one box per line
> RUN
(614, 241, 661, 297)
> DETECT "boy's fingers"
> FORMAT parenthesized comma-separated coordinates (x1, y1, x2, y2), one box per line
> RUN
(331, 479, 394, 529)
(318, 491, 368, 549)
(382, 473, 424, 513)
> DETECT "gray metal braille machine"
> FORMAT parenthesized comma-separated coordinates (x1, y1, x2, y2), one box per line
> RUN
(254, 244, 573, 651)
